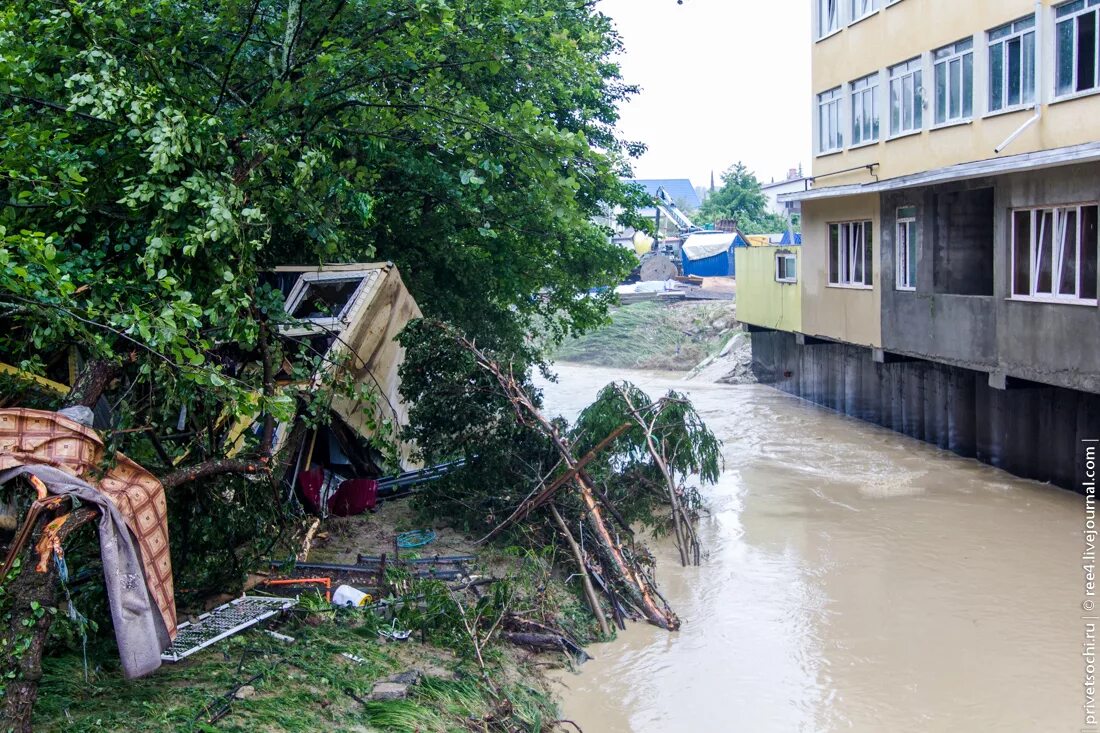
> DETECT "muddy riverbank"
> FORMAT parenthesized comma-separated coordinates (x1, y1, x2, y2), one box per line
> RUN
(540, 363, 1083, 733)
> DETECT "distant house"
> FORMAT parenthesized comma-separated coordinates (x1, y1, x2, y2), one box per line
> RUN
(624, 178, 702, 214)
(761, 169, 809, 227)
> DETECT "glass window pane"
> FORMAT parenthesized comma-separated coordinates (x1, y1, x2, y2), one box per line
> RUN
(990, 42, 1005, 110)
(949, 58, 962, 119)
(907, 221, 918, 287)
(896, 223, 907, 286)
(903, 75, 914, 130)
(1013, 211, 1031, 295)
(1079, 12, 1098, 91)
(864, 91, 873, 139)
(1022, 32, 1036, 103)
(1037, 210, 1054, 294)
(1008, 38, 1022, 106)
(864, 221, 874, 286)
(914, 71, 923, 127)
(962, 53, 973, 117)
(935, 63, 947, 123)
(851, 95, 861, 144)
(829, 225, 840, 283)
(890, 80, 901, 133)
(853, 225, 864, 283)
(1058, 0, 1086, 19)
(1082, 206, 1099, 299)
(1058, 20, 1076, 95)
(1060, 209, 1079, 297)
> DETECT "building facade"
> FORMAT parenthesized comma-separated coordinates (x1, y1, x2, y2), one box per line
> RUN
(761, 169, 810, 228)
(745, 0, 1100, 491)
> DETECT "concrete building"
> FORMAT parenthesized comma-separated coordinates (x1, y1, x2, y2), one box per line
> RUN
(743, 0, 1100, 491)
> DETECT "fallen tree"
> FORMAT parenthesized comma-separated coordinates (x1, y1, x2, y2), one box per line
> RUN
(398, 320, 722, 636)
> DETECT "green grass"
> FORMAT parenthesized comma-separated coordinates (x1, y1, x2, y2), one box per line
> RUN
(32, 610, 555, 732)
(553, 301, 737, 371)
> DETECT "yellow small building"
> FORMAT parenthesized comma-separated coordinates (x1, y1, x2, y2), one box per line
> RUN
(734, 244, 803, 334)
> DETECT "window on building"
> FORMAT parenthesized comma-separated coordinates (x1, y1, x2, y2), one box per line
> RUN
(776, 253, 798, 283)
(933, 38, 974, 124)
(896, 206, 917, 290)
(989, 16, 1036, 112)
(889, 58, 923, 136)
(1012, 204, 1099, 302)
(819, 0, 840, 37)
(828, 221, 874, 287)
(819, 87, 843, 153)
(1057, 0, 1100, 96)
(851, 0, 879, 22)
(851, 73, 880, 145)
(284, 271, 375, 332)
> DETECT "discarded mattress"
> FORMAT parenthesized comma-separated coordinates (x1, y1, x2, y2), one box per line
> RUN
(0, 408, 176, 678)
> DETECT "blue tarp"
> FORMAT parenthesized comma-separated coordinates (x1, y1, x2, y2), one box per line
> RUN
(680, 232, 747, 277)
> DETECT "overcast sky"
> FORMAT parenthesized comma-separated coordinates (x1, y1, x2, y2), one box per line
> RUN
(599, 0, 812, 188)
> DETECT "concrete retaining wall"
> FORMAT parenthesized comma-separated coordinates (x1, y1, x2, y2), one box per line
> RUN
(751, 330, 1100, 492)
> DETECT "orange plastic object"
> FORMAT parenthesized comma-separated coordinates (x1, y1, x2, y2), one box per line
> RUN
(261, 576, 332, 603)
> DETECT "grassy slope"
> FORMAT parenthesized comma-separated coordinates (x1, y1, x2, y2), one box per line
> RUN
(553, 300, 738, 371)
(34, 612, 555, 732)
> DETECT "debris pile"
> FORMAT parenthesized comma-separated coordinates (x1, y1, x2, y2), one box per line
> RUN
(399, 321, 723, 637)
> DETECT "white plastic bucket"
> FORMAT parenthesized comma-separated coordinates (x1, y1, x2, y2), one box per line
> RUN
(332, 585, 370, 608)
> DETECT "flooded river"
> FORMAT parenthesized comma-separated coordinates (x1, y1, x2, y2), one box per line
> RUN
(539, 364, 1084, 733)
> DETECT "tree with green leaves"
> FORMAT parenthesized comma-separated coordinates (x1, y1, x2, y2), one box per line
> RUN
(696, 162, 792, 234)
(0, 0, 648, 726)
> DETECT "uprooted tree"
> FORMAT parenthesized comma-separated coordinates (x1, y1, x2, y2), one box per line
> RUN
(399, 320, 723, 636)
(0, 0, 649, 728)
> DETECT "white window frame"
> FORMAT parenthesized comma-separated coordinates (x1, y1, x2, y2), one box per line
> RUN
(933, 38, 974, 125)
(850, 73, 880, 146)
(828, 221, 874, 288)
(776, 253, 798, 283)
(851, 0, 880, 23)
(896, 207, 917, 291)
(284, 271, 372, 331)
(1010, 203, 1099, 304)
(1056, 0, 1100, 98)
(988, 16, 1037, 113)
(888, 57, 923, 136)
(818, 0, 841, 38)
(818, 87, 844, 154)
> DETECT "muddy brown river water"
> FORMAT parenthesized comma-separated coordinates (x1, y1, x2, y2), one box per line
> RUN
(538, 364, 1085, 733)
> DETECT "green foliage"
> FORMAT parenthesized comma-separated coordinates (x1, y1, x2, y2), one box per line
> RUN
(399, 319, 721, 539)
(696, 162, 793, 234)
(571, 381, 721, 531)
(0, 0, 645, 381)
(398, 319, 562, 534)
(0, 0, 648, 618)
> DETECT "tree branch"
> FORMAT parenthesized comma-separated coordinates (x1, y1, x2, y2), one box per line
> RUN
(160, 458, 269, 491)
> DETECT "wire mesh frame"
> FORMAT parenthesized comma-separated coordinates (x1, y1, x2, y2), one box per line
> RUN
(161, 596, 297, 662)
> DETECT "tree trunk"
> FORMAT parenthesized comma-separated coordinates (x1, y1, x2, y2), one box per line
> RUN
(1, 509, 96, 732)
(64, 358, 119, 408)
(548, 504, 610, 638)
(2, 359, 116, 730)
(161, 457, 267, 490)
